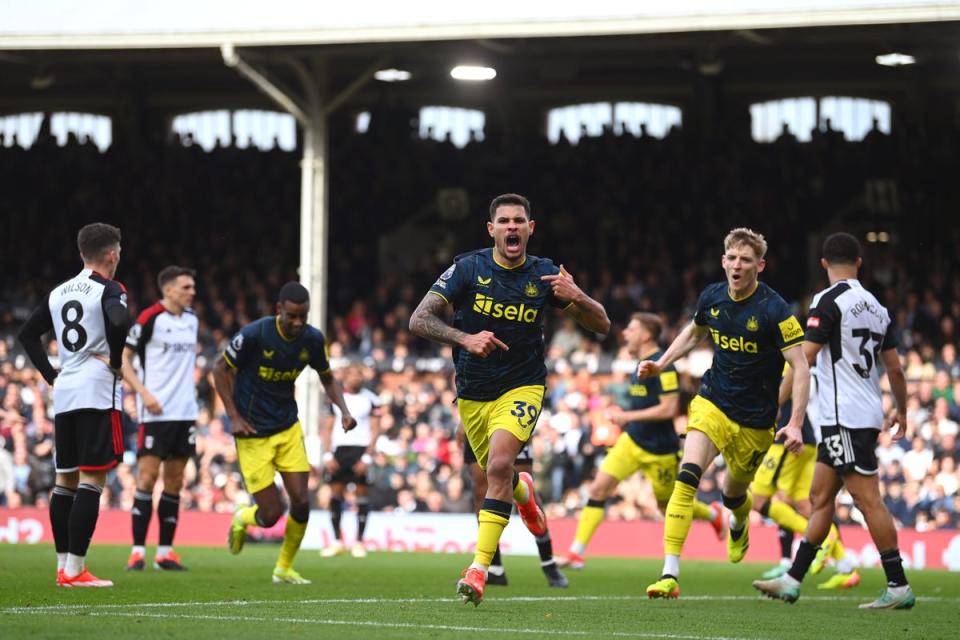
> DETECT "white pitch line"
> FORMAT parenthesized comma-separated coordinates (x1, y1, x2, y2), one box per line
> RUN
(1, 608, 765, 640)
(2, 593, 956, 614)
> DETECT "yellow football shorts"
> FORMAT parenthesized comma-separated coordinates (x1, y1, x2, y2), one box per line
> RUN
(236, 421, 310, 493)
(751, 443, 817, 501)
(600, 432, 680, 504)
(687, 395, 774, 484)
(457, 385, 544, 469)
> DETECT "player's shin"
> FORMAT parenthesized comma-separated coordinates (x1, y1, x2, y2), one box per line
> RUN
(572, 499, 605, 554)
(157, 492, 180, 551)
(663, 463, 702, 566)
(276, 506, 309, 570)
(787, 539, 820, 583)
(131, 489, 153, 551)
(329, 496, 344, 541)
(66, 482, 104, 576)
(356, 496, 370, 541)
(723, 491, 752, 530)
(473, 499, 511, 568)
(50, 486, 76, 571)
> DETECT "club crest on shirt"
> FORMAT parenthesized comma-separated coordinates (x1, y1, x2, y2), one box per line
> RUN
(746, 316, 759, 332)
(525, 282, 539, 297)
(299, 348, 310, 362)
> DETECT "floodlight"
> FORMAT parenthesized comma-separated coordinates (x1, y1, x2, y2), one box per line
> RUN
(450, 65, 496, 81)
(875, 53, 915, 67)
(374, 69, 412, 82)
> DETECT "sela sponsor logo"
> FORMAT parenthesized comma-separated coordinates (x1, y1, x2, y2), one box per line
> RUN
(472, 293, 540, 323)
(709, 328, 759, 354)
(258, 366, 303, 382)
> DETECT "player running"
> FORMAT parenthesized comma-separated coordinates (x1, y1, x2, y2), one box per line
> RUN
(410, 193, 609, 606)
(213, 282, 356, 584)
(752, 232, 914, 609)
(557, 313, 724, 570)
(462, 433, 568, 588)
(642, 227, 810, 600)
(754, 365, 859, 588)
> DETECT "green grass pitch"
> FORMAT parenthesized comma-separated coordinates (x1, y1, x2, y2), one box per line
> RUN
(1, 544, 957, 639)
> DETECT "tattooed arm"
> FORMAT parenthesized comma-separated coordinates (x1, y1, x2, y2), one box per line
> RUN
(409, 292, 508, 358)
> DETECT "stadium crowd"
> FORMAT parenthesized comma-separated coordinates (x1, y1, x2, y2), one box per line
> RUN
(0, 110, 957, 532)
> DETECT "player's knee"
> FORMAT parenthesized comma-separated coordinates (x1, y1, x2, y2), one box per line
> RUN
(137, 470, 159, 491)
(677, 463, 703, 489)
(485, 455, 514, 483)
(258, 504, 284, 527)
(288, 502, 310, 523)
(162, 474, 184, 493)
(722, 493, 747, 511)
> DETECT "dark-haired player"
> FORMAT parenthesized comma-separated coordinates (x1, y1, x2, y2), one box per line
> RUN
(213, 282, 356, 584)
(410, 193, 609, 606)
(123, 265, 198, 571)
(753, 232, 914, 609)
(18, 222, 129, 587)
(461, 434, 568, 588)
(642, 227, 810, 599)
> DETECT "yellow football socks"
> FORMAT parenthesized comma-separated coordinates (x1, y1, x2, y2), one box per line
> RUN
(474, 500, 512, 567)
(830, 525, 846, 559)
(692, 501, 713, 521)
(769, 499, 808, 534)
(238, 505, 259, 526)
(729, 491, 753, 526)
(512, 477, 529, 504)
(276, 516, 308, 571)
(663, 480, 698, 556)
(574, 501, 605, 547)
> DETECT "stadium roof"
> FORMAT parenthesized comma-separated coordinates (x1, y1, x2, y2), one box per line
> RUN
(2, 0, 959, 49)
(0, 3, 957, 117)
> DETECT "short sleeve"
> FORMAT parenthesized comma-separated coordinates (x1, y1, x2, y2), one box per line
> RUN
(658, 367, 680, 395)
(768, 296, 804, 351)
(125, 322, 143, 350)
(428, 260, 470, 305)
(223, 323, 259, 369)
(881, 317, 900, 351)
(804, 297, 840, 345)
(311, 334, 331, 375)
(693, 287, 713, 326)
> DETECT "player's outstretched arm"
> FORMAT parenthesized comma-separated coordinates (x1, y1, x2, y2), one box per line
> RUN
(320, 370, 357, 432)
(16, 300, 58, 385)
(544, 265, 610, 335)
(776, 346, 810, 453)
(881, 348, 908, 440)
(638, 320, 708, 378)
(409, 292, 508, 357)
(211, 357, 256, 436)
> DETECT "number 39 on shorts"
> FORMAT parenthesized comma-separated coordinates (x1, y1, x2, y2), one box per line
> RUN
(510, 400, 539, 431)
